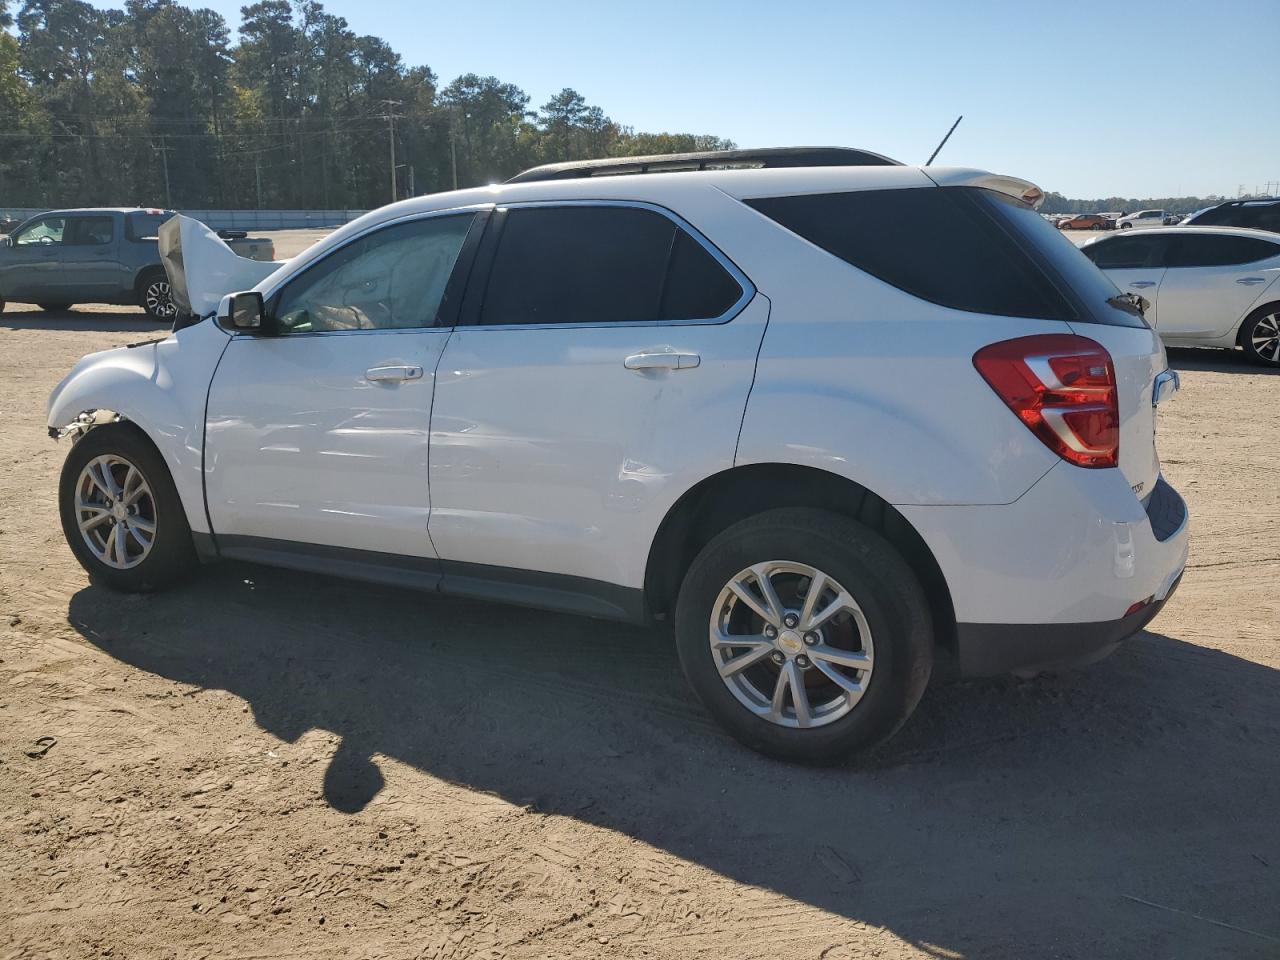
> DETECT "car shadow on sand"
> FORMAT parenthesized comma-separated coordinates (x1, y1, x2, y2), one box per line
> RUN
(1166, 345, 1280, 375)
(0, 305, 162, 333)
(68, 564, 1280, 958)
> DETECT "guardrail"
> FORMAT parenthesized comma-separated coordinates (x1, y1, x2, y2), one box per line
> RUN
(1, 209, 369, 230)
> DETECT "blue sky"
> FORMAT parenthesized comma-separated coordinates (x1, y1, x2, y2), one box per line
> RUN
(102, 0, 1278, 199)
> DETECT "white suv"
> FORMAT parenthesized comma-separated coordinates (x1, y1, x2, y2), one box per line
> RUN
(47, 148, 1189, 764)
(1116, 209, 1167, 230)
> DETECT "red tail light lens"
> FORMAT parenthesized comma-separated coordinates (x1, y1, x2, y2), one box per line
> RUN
(973, 334, 1119, 468)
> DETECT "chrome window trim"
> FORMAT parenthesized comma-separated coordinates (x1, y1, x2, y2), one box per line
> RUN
(235, 204, 494, 339)
(463, 198, 756, 332)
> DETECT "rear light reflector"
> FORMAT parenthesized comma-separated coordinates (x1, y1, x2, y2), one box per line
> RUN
(1124, 596, 1154, 617)
(973, 334, 1119, 468)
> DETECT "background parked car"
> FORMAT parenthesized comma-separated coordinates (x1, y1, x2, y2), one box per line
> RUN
(1056, 213, 1113, 230)
(1080, 226, 1280, 365)
(1182, 198, 1280, 234)
(1115, 209, 1167, 229)
(0, 208, 274, 320)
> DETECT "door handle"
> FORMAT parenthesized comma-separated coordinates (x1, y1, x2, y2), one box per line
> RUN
(365, 364, 423, 383)
(1129, 280, 1157, 289)
(1236, 277, 1266, 285)
(623, 351, 701, 371)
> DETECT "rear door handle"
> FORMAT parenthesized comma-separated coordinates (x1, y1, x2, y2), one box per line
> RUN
(1236, 277, 1267, 285)
(623, 351, 701, 371)
(1129, 280, 1157, 289)
(365, 364, 423, 383)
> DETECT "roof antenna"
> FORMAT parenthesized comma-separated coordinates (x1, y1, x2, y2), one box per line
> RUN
(925, 115, 963, 166)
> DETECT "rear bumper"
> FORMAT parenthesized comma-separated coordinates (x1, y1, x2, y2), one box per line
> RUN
(955, 570, 1182, 676)
(900, 466, 1189, 674)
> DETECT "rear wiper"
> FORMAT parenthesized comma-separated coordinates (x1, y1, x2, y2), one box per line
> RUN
(1107, 292, 1147, 318)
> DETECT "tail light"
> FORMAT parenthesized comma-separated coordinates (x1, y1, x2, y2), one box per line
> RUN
(973, 334, 1119, 468)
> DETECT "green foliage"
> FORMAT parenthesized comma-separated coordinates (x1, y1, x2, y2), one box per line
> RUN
(0, 0, 735, 207)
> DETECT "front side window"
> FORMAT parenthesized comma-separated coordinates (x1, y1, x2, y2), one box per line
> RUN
(65, 216, 114, 245)
(14, 217, 65, 246)
(1082, 235, 1167, 269)
(273, 214, 475, 333)
(1165, 234, 1280, 268)
(476, 205, 742, 326)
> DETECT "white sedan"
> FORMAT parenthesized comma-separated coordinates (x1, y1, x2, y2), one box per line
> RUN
(1079, 226, 1280, 365)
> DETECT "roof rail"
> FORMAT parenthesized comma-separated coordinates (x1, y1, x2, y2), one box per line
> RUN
(505, 146, 902, 184)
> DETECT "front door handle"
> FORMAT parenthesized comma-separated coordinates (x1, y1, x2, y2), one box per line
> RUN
(1129, 280, 1157, 289)
(1236, 277, 1267, 285)
(623, 351, 701, 371)
(365, 364, 423, 383)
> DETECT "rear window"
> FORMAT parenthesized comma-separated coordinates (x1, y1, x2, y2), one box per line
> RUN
(746, 186, 1144, 327)
(126, 212, 172, 242)
(1189, 203, 1280, 233)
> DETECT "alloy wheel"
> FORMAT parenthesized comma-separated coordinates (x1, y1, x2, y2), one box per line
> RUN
(1251, 313, 1280, 364)
(144, 279, 177, 320)
(74, 454, 157, 569)
(709, 560, 875, 729)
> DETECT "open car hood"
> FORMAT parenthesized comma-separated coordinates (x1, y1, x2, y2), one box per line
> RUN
(158, 215, 285, 317)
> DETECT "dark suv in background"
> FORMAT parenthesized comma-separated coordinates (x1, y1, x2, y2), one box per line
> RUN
(0, 208, 273, 320)
(1183, 198, 1280, 233)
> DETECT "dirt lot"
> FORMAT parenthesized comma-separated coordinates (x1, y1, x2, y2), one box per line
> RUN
(2, 232, 1278, 958)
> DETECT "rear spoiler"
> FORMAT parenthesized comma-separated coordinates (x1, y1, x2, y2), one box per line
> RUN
(158, 215, 284, 318)
(923, 167, 1046, 209)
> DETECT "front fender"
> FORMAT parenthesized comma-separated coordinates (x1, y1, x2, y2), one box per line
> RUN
(48, 320, 230, 534)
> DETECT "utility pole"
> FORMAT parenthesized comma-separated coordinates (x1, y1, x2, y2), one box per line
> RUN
(408, 164, 415, 197)
(450, 128, 458, 190)
(154, 137, 173, 208)
(255, 157, 263, 209)
(378, 99, 403, 204)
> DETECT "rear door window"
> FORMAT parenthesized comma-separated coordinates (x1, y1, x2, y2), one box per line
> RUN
(65, 216, 115, 245)
(1165, 234, 1280, 267)
(476, 204, 743, 326)
(1082, 234, 1167, 269)
(126, 213, 173, 242)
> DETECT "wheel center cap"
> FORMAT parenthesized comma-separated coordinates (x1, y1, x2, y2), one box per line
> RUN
(778, 630, 803, 654)
(111, 502, 128, 521)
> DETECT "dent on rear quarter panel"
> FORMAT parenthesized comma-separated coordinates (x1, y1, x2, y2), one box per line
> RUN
(47, 320, 231, 534)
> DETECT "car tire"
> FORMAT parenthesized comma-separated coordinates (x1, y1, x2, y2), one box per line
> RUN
(673, 507, 933, 765)
(38, 302, 73, 312)
(1091, 224, 1103, 231)
(136, 270, 178, 323)
(1120, 222, 1133, 229)
(58, 423, 197, 592)
(1240, 304, 1280, 367)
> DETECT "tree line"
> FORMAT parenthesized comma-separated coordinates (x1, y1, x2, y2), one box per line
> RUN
(1038, 191, 1238, 217)
(0, 0, 734, 210)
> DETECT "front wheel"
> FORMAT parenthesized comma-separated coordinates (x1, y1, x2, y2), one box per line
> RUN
(1120, 222, 1133, 229)
(674, 508, 933, 764)
(1241, 305, 1280, 367)
(58, 424, 196, 591)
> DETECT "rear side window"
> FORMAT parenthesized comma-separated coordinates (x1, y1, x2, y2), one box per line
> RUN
(745, 187, 1076, 321)
(1165, 234, 1280, 267)
(1082, 235, 1167, 269)
(126, 213, 171, 242)
(748, 186, 1147, 327)
(477, 205, 742, 326)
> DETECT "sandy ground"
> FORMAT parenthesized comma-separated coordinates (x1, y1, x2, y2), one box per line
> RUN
(2, 232, 1278, 959)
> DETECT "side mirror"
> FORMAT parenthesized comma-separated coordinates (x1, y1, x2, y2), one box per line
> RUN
(217, 291, 266, 333)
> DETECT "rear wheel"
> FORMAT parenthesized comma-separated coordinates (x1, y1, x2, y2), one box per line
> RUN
(1120, 222, 1133, 229)
(38, 302, 72, 312)
(674, 508, 933, 765)
(1241, 305, 1280, 367)
(58, 424, 196, 591)
(1091, 223, 1103, 231)
(137, 271, 177, 322)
